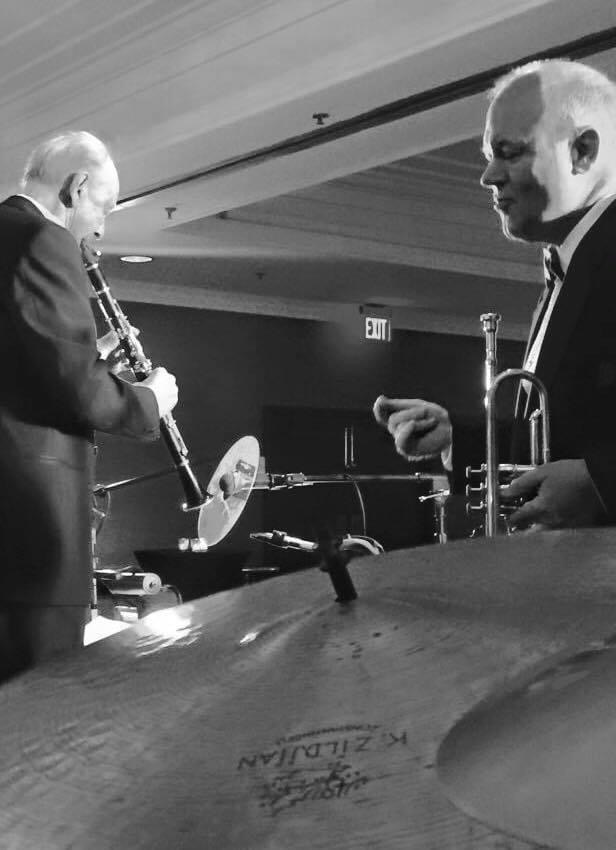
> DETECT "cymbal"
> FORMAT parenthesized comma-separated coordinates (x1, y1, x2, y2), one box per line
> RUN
(197, 435, 260, 547)
(4, 528, 616, 849)
(438, 627, 616, 850)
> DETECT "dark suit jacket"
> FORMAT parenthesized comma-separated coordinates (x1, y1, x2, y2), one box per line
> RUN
(0, 196, 160, 605)
(512, 197, 616, 522)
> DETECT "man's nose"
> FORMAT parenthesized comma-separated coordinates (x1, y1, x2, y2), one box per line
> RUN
(93, 222, 104, 239)
(480, 158, 505, 187)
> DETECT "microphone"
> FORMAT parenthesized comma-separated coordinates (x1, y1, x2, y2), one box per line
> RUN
(249, 530, 383, 556)
(250, 531, 383, 605)
(250, 530, 318, 552)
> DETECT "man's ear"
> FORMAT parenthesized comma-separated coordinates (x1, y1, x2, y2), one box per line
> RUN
(571, 128, 599, 174)
(58, 171, 88, 208)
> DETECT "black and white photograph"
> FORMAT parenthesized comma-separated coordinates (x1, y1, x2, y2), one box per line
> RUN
(0, 2, 615, 847)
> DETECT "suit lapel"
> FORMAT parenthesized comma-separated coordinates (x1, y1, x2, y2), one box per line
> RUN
(514, 198, 616, 421)
(533, 199, 616, 392)
(514, 280, 552, 419)
(525, 287, 551, 360)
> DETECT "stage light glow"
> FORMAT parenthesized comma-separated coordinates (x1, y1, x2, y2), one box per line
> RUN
(134, 608, 199, 656)
(239, 631, 260, 646)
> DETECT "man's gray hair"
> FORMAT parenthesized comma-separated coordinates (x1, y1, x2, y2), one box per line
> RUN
(490, 59, 616, 137)
(21, 131, 111, 188)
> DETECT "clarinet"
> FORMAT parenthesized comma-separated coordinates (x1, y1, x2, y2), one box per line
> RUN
(81, 240, 206, 511)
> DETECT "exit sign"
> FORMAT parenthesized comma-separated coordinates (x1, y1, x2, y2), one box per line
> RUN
(365, 316, 391, 342)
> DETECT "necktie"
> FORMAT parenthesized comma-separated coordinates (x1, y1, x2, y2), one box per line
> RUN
(518, 245, 564, 417)
(530, 245, 563, 337)
(543, 245, 564, 292)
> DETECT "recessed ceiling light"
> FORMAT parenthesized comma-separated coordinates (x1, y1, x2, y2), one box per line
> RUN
(120, 255, 153, 263)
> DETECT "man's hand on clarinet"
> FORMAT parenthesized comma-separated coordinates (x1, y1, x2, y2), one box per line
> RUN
(141, 367, 178, 418)
(97, 329, 122, 361)
(373, 395, 452, 460)
(504, 459, 607, 531)
(97, 326, 140, 374)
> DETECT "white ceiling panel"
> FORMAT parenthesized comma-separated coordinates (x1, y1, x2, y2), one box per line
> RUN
(0, 0, 613, 335)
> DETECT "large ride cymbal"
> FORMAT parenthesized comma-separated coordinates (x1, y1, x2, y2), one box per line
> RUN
(438, 628, 616, 850)
(4, 529, 616, 848)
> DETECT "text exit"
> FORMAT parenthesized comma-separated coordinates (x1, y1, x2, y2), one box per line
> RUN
(365, 316, 391, 342)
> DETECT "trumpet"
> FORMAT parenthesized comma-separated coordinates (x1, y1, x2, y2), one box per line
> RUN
(466, 312, 551, 537)
(81, 241, 206, 511)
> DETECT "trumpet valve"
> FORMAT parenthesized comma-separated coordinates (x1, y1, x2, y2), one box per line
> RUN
(465, 466, 486, 514)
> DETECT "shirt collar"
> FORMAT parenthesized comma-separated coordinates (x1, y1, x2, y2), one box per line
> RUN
(556, 193, 616, 275)
(15, 193, 66, 228)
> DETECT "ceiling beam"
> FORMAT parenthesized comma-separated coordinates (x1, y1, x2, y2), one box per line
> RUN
(119, 24, 616, 205)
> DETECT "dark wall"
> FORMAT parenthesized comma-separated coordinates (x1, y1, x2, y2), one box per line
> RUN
(94, 302, 525, 570)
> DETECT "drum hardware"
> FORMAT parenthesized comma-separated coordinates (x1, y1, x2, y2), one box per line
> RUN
(418, 486, 450, 544)
(253, 471, 442, 489)
(250, 530, 319, 552)
(252, 471, 449, 544)
(250, 530, 384, 557)
(91, 460, 211, 498)
(170, 468, 444, 550)
(91, 435, 265, 627)
(466, 313, 551, 537)
(113, 586, 183, 623)
(196, 436, 260, 547)
(94, 566, 181, 624)
(178, 536, 208, 552)
(317, 536, 359, 603)
(344, 425, 356, 470)
(197, 444, 448, 547)
(95, 567, 163, 596)
(250, 530, 384, 602)
(96, 461, 444, 507)
(94, 437, 260, 554)
(97, 436, 447, 554)
(91, 438, 245, 627)
(94, 433, 448, 616)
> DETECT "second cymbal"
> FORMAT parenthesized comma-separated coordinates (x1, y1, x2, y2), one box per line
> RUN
(438, 630, 616, 850)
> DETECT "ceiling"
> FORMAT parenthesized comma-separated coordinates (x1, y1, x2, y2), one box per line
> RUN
(1, 0, 616, 339)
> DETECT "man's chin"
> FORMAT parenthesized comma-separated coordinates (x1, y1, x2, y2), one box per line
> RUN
(501, 214, 532, 243)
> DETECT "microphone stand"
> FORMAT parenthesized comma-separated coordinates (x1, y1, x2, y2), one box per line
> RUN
(250, 530, 384, 603)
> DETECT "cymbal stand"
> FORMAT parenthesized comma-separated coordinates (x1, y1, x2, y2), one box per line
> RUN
(250, 531, 385, 603)
(252, 471, 441, 489)
(418, 482, 450, 544)
(89, 488, 109, 619)
(90, 474, 155, 620)
(344, 425, 356, 471)
(317, 536, 358, 603)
